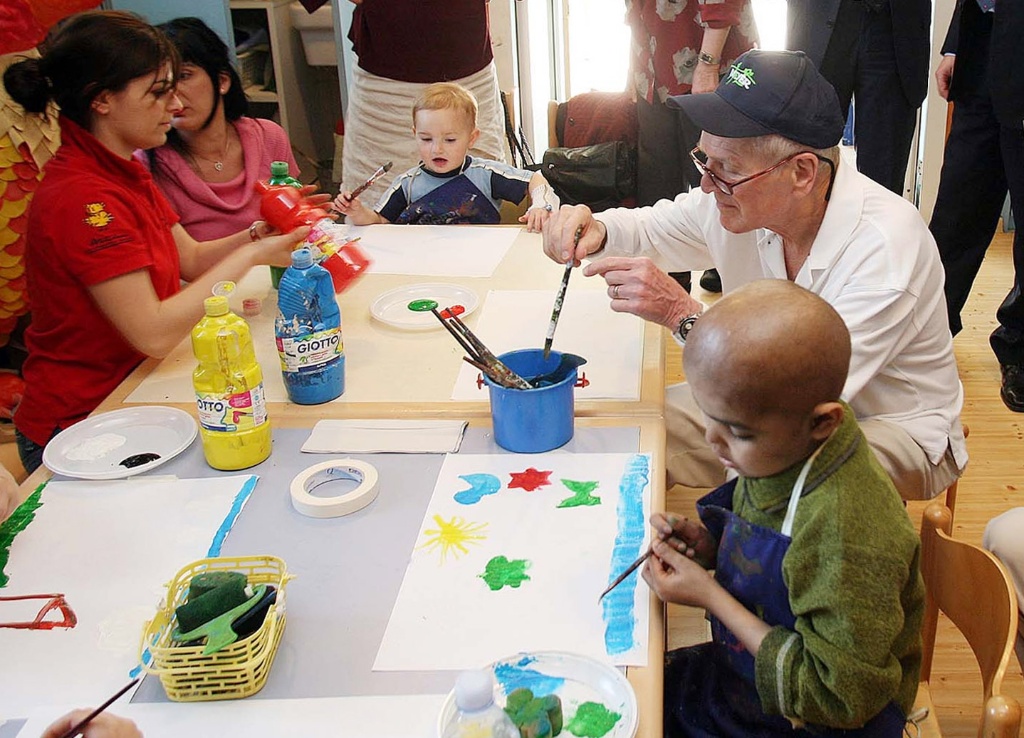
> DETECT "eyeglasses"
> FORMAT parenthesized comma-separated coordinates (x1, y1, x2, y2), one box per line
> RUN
(690, 147, 837, 201)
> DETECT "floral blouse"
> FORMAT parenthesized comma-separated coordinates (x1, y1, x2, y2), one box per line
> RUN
(627, 0, 759, 103)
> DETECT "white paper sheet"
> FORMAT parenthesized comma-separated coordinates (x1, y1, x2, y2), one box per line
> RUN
(451, 290, 644, 400)
(349, 224, 520, 277)
(301, 419, 468, 453)
(374, 453, 651, 671)
(15, 694, 447, 738)
(0, 475, 257, 714)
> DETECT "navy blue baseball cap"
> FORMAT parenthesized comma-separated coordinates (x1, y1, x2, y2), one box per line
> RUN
(668, 50, 844, 149)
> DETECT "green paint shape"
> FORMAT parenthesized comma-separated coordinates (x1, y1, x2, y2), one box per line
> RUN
(407, 299, 438, 312)
(0, 484, 45, 588)
(480, 555, 531, 591)
(557, 479, 601, 508)
(567, 702, 621, 738)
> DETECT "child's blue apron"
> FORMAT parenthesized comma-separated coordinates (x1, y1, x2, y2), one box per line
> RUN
(395, 170, 501, 225)
(664, 450, 907, 737)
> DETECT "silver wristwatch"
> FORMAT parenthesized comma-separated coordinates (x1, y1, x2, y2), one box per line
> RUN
(674, 313, 701, 345)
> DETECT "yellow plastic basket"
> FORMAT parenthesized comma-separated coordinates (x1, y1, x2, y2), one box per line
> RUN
(140, 554, 292, 702)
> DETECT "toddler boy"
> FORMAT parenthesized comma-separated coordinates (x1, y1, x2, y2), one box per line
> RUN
(334, 82, 556, 229)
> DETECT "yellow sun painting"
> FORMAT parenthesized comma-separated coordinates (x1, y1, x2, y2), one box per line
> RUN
(419, 514, 488, 563)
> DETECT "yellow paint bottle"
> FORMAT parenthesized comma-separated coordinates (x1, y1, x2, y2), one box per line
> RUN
(191, 296, 272, 470)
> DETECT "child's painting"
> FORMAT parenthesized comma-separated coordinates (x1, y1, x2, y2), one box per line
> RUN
(0, 475, 257, 714)
(374, 453, 651, 671)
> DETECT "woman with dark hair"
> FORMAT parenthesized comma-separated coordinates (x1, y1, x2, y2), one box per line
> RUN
(3, 10, 306, 473)
(144, 17, 301, 241)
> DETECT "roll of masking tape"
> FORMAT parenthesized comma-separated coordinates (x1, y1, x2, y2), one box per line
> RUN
(290, 459, 380, 518)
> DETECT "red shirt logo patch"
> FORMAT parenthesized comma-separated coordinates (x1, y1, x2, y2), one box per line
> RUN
(83, 202, 114, 228)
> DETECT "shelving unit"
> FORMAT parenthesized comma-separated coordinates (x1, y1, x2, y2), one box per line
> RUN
(229, 0, 316, 166)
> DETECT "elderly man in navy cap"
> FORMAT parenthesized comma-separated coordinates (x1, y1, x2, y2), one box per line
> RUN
(542, 49, 965, 501)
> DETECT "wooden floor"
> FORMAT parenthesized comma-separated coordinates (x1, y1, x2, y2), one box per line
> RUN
(665, 230, 1024, 736)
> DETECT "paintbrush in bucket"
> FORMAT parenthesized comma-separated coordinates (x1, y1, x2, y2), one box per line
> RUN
(543, 225, 583, 360)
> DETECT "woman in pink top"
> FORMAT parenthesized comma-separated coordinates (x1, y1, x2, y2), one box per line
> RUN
(142, 17, 300, 241)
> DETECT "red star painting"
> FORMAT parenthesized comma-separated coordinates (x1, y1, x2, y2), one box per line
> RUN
(507, 467, 552, 492)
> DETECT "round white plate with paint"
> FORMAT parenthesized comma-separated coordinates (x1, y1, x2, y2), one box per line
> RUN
(42, 406, 198, 480)
(436, 650, 638, 738)
(370, 283, 478, 330)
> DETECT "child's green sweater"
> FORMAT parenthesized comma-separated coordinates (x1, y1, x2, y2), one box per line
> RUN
(735, 403, 924, 728)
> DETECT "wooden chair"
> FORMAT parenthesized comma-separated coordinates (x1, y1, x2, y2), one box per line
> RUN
(910, 501, 1022, 737)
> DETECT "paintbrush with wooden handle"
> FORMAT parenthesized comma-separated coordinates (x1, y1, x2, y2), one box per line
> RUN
(599, 547, 654, 602)
(543, 225, 583, 360)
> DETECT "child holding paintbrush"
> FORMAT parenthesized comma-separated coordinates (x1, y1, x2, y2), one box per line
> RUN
(41, 711, 140, 738)
(333, 83, 557, 230)
(642, 280, 924, 737)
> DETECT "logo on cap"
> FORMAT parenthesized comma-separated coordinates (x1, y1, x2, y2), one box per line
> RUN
(725, 62, 756, 90)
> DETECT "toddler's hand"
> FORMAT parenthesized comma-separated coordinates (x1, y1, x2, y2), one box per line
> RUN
(332, 191, 355, 214)
(332, 192, 378, 225)
(521, 206, 552, 233)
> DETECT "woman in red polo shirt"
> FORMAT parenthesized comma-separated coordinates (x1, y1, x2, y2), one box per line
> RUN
(2, 11, 306, 473)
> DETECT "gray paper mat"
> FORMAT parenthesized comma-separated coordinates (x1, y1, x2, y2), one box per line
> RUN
(122, 424, 639, 702)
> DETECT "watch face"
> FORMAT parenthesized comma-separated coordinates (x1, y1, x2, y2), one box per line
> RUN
(678, 315, 699, 343)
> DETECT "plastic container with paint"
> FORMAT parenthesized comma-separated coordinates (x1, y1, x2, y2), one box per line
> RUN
(485, 349, 576, 453)
(265, 161, 303, 290)
(443, 669, 519, 738)
(256, 179, 371, 294)
(275, 248, 345, 404)
(191, 296, 272, 470)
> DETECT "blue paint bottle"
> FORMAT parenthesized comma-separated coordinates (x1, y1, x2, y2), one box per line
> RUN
(275, 248, 345, 404)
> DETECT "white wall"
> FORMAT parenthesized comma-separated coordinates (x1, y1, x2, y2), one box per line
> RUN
(919, 0, 956, 222)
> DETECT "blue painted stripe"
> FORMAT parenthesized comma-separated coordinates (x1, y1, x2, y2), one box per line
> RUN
(207, 475, 259, 558)
(494, 656, 565, 695)
(603, 454, 649, 655)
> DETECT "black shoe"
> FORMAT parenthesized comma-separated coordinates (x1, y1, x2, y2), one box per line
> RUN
(1001, 363, 1024, 412)
(699, 268, 722, 293)
(669, 272, 692, 292)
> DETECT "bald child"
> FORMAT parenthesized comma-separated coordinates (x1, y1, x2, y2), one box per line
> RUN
(644, 280, 924, 737)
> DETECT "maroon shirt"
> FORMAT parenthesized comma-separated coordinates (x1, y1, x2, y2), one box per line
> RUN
(348, 0, 493, 83)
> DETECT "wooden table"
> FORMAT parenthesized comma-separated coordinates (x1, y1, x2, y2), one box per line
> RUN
(6, 226, 673, 737)
(99, 227, 665, 421)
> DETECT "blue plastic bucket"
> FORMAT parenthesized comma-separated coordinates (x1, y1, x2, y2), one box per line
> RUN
(484, 349, 576, 453)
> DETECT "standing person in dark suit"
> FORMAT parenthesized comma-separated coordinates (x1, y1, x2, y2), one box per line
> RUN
(929, 0, 1024, 413)
(786, 0, 930, 195)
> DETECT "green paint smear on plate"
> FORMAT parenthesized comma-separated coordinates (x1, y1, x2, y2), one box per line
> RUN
(480, 555, 531, 591)
(407, 299, 438, 312)
(557, 479, 601, 508)
(567, 702, 621, 738)
(0, 484, 46, 588)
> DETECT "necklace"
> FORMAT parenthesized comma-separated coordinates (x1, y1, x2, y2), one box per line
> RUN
(190, 134, 231, 172)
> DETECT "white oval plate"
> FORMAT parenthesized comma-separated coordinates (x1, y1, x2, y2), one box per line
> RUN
(436, 651, 638, 738)
(370, 283, 478, 330)
(42, 406, 198, 480)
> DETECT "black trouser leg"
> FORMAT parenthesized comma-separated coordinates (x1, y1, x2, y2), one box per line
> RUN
(928, 93, 1007, 335)
(990, 124, 1024, 365)
(852, 4, 919, 194)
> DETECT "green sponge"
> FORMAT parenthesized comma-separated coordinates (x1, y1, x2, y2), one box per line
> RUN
(174, 578, 248, 633)
(187, 570, 247, 600)
(173, 584, 269, 655)
(504, 688, 563, 738)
